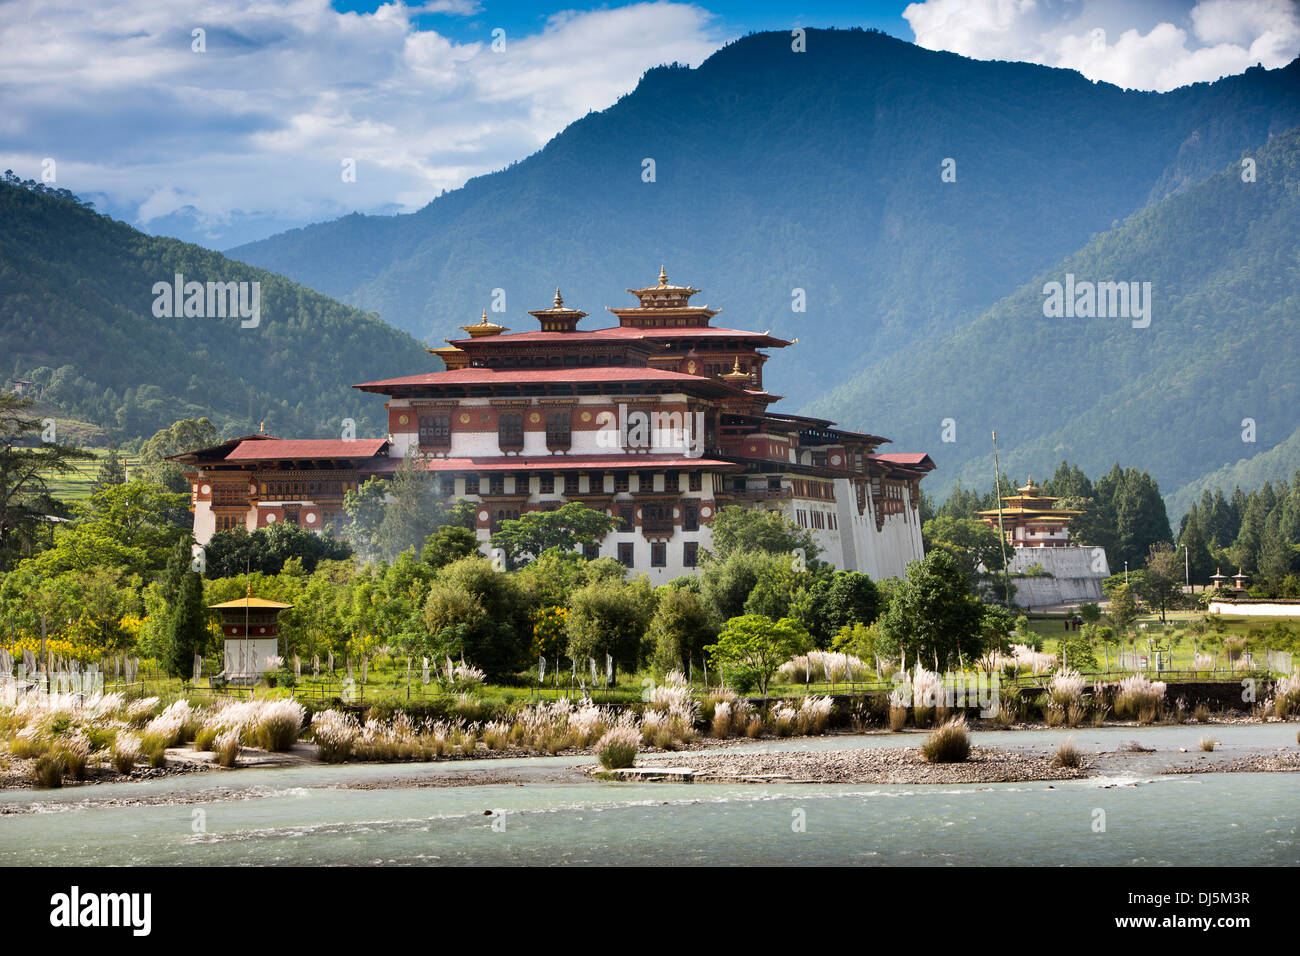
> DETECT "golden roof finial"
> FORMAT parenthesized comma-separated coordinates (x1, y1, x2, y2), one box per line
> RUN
(554, 288, 563, 308)
(479, 309, 489, 324)
(722, 356, 749, 382)
(658, 265, 667, 286)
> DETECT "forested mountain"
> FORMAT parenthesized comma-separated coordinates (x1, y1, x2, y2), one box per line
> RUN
(1166, 425, 1300, 521)
(0, 176, 428, 443)
(806, 126, 1300, 508)
(229, 29, 1300, 405)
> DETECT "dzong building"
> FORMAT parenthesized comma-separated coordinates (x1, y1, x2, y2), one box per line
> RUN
(175, 270, 933, 582)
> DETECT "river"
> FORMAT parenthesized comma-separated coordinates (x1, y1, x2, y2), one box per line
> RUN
(1, 724, 1296, 865)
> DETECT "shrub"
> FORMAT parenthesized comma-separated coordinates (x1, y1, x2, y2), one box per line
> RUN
(311, 709, 358, 763)
(711, 700, 733, 738)
(194, 725, 220, 752)
(1199, 736, 1216, 752)
(1194, 703, 1212, 723)
(796, 696, 833, 735)
(888, 705, 907, 731)
(1046, 668, 1087, 727)
(215, 729, 241, 767)
(144, 700, 195, 748)
(920, 717, 971, 763)
(32, 751, 66, 788)
(139, 733, 168, 768)
(769, 703, 797, 737)
(123, 697, 161, 728)
(111, 734, 141, 774)
(57, 736, 90, 780)
(1053, 739, 1081, 768)
(482, 720, 511, 751)
(1113, 674, 1166, 721)
(1273, 671, 1300, 718)
(252, 700, 305, 752)
(594, 722, 639, 769)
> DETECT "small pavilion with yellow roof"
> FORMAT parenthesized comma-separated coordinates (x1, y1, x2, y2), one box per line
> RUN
(209, 587, 293, 684)
(978, 477, 1081, 548)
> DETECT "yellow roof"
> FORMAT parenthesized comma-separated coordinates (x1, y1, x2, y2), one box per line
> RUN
(208, 597, 293, 610)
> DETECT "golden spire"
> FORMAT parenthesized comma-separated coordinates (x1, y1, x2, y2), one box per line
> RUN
(722, 357, 749, 383)
(554, 288, 563, 308)
(658, 265, 667, 286)
(458, 308, 508, 337)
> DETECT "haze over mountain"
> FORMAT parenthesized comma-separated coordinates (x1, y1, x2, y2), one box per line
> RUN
(230, 29, 1300, 404)
(807, 125, 1300, 515)
(10, 27, 1298, 515)
(0, 176, 427, 443)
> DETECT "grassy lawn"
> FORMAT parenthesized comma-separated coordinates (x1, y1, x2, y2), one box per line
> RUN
(42, 447, 142, 502)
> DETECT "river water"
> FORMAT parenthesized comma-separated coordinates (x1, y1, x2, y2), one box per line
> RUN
(1, 725, 1296, 866)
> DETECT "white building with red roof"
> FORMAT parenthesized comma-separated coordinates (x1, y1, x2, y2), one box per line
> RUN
(176, 270, 932, 581)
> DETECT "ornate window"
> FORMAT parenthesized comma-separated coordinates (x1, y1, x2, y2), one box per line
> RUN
(546, 410, 571, 448)
(498, 412, 523, 449)
(419, 413, 451, 447)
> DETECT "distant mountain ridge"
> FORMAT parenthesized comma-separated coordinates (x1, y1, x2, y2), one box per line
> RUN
(0, 176, 428, 442)
(229, 29, 1300, 411)
(807, 126, 1300, 514)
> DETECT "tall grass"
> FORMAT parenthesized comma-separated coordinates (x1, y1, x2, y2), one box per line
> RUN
(776, 651, 872, 684)
(1045, 668, 1088, 727)
(594, 719, 639, 769)
(1273, 671, 1300, 718)
(1111, 674, 1167, 722)
(251, 700, 305, 752)
(919, 717, 970, 763)
(1052, 739, 1081, 768)
(310, 709, 358, 762)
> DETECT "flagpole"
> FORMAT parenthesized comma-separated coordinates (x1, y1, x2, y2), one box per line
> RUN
(992, 431, 1011, 606)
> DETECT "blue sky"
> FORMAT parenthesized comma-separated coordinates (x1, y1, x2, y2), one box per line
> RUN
(1, 0, 1296, 249)
(327, 0, 914, 41)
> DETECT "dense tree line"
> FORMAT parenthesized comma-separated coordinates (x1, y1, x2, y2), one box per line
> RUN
(1178, 473, 1300, 595)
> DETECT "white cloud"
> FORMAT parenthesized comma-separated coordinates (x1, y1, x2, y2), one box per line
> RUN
(904, 0, 1300, 91)
(0, 0, 722, 244)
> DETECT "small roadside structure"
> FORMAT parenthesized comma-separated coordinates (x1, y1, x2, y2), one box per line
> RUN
(209, 592, 292, 685)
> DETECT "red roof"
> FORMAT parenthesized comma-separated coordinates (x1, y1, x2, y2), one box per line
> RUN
(225, 439, 389, 461)
(871, 452, 936, 470)
(354, 366, 738, 392)
(446, 326, 792, 347)
(368, 454, 742, 473)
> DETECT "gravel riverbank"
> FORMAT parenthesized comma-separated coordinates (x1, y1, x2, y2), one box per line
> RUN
(629, 745, 1090, 784)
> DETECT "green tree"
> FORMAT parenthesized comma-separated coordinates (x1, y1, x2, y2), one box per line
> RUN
(796, 570, 882, 646)
(90, 445, 127, 494)
(880, 550, 986, 671)
(159, 536, 208, 678)
(137, 418, 219, 492)
(422, 555, 530, 679)
(422, 524, 480, 569)
(1135, 542, 1181, 623)
(203, 523, 352, 577)
(1106, 582, 1138, 633)
(490, 501, 621, 569)
(647, 588, 717, 676)
(564, 576, 657, 680)
(0, 393, 93, 569)
(922, 516, 1006, 594)
(706, 505, 819, 563)
(705, 615, 812, 697)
